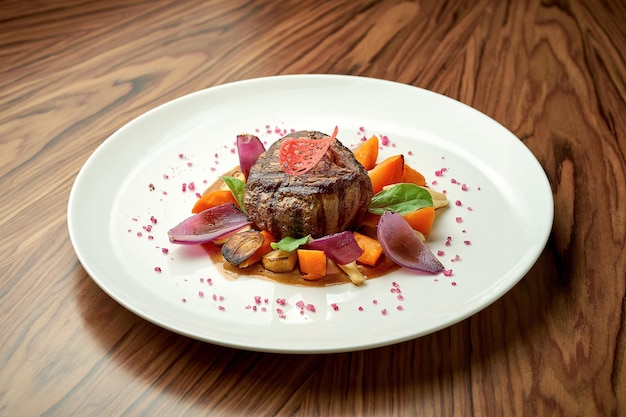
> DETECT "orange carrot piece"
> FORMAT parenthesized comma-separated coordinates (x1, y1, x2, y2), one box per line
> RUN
(297, 249, 327, 280)
(353, 231, 383, 266)
(368, 154, 405, 194)
(192, 190, 237, 213)
(239, 230, 277, 267)
(402, 206, 436, 236)
(401, 163, 427, 186)
(353, 136, 379, 170)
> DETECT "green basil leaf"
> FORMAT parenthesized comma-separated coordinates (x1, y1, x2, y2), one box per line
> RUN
(368, 183, 433, 215)
(221, 176, 246, 209)
(270, 235, 311, 252)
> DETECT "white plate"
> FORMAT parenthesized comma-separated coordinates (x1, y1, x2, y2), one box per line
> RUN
(67, 75, 553, 353)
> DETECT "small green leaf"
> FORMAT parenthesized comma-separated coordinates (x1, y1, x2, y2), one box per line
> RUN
(221, 176, 246, 209)
(270, 235, 311, 252)
(368, 183, 433, 215)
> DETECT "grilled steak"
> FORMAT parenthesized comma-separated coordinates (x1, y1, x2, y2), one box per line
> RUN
(243, 130, 373, 239)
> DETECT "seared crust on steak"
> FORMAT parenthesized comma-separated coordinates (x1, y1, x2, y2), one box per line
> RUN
(243, 130, 373, 239)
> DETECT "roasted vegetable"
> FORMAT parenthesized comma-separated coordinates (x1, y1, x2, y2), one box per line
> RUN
(262, 249, 298, 272)
(221, 230, 265, 267)
(338, 261, 366, 286)
(168, 203, 251, 244)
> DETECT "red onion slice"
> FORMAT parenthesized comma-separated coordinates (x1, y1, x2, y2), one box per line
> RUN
(237, 134, 266, 179)
(377, 211, 444, 273)
(304, 231, 363, 265)
(168, 203, 252, 244)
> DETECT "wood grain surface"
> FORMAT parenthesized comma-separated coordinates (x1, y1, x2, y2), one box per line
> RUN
(1, 0, 625, 416)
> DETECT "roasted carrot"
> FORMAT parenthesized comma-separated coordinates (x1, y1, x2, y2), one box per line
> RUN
(192, 190, 238, 213)
(402, 206, 436, 236)
(353, 231, 383, 266)
(297, 249, 327, 280)
(239, 230, 277, 268)
(368, 154, 404, 194)
(353, 136, 379, 170)
(401, 163, 427, 186)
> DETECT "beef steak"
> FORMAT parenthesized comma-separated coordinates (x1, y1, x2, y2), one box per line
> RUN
(243, 130, 373, 239)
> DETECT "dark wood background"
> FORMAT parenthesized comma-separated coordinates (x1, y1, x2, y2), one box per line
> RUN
(1, 0, 625, 415)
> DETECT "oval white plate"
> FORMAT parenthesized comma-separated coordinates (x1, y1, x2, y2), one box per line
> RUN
(68, 75, 553, 353)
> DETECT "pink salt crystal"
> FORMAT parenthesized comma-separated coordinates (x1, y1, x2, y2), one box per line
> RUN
(461, 184, 468, 191)
(397, 294, 404, 301)
(381, 309, 388, 315)
(163, 174, 169, 179)
(396, 305, 404, 311)
(188, 182, 195, 191)
(181, 183, 187, 192)
(150, 216, 157, 224)
(199, 291, 204, 297)
(137, 232, 142, 237)
(296, 300, 305, 308)
(154, 267, 162, 272)
(358, 306, 364, 311)
(306, 304, 316, 312)
(162, 248, 169, 254)
(331, 303, 339, 311)
(456, 217, 463, 223)
(218, 306, 226, 311)
(455, 200, 462, 206)
(148, 235, 154, 240)
(443, 269, 453, 277)
(381, 135, 390, 146)
(464, 240, 472, 245)
(451, 282, 457, 286)
(437, 250, 445, 256)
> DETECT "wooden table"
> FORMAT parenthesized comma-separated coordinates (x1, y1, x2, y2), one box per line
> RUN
(2, 1, 625, 415)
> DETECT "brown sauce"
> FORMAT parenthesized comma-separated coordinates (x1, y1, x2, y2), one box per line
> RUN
(203, 242, 398, 286)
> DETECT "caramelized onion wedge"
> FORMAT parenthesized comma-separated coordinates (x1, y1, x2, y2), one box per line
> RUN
(168, 203, 251, 244)
(304, 231, 364, 265)
(237, 134, 266, 179)
(377, 211, 444, 273)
